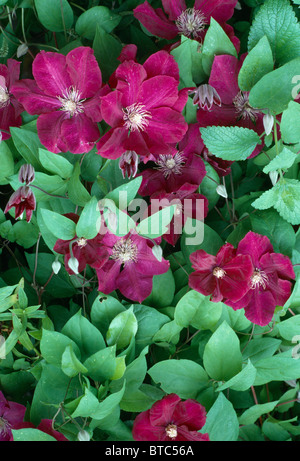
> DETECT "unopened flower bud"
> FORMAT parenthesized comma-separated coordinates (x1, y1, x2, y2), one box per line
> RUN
(152, 244, 163, 262)
(18, 164, 35, 185)
(263, 114, 274, 136)
(269, 170, 279, 186)
(52, 260, 61, 274)
(189, 84, 221, 110)
(119, 150, 139, 179)
(216, 184, 228, 198)
(17, 43, 28, 58)
(68, 256, 79, 274)
(4, 185, 36, 222)
(77, 430, 90, 441)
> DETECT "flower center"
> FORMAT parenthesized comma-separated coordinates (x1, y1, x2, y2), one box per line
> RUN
(122, 103, 151, 132)
(58, 86, 85, 117)
(250, 269, 268, 290)
(213, 266, 226, 279)
(155, 152, 186, 178)
(77, 237, 87, 248)
(165, 424, 178, 439)
(111, 238, 138, 264)
(233, 91, 260, 123)
(0, 75, 10, 108)
(175, 8, 207, 39)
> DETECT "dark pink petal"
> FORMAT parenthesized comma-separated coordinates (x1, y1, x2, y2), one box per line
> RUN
(32, 51, 71, 97)
(6, 59, 21, 88)
(189, 271, 217, 297)
(162, 0, 186, 20)
(147, 106, 188, 143)
(132, 411, 166, 441)
(220, 254, 253, 302)
(66, 46, 102, 99)
(190, 249, 216, 271)
(179, 123, 205, 156)
(243, 289, 277, 326)
(172, 87, 189, 112)
(100, 90, 125, 127)
(11, 79, 61, 115)
(61, 113, 100, 154)
(172, 399, 207, 430)
(115, 60, 147, 106)
(2, 401, 26, 427)
(133, 1, 178, 40)
(36, 111, 68, 153)
(37, 420, 68, 441)
(195, 0, 237, 24)
(237, 231, 273, 268)
(96, 260, 121, 294)
(197, 103, 238, 127)
(82, 94, 102, 123)
(176, 426, 210, 441)
(260, 252, 295, 281)
(133, 236, 170, 277)
(150, 394, 181, 426)
(208, 54, 240, 104)
(96, 127, 129, 159)
(0, 104, 22, 139)
(216, 242, 237, 266)
(143, 50, 180, 80)
(117, 263, 154, 303)
(139, 75, 179, 109)
(118, 44, 137, 63)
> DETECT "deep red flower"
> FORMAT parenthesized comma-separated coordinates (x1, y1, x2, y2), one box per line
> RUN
(96, 50, 188, 162)
(189, 242, 253, 303)
(148, 184, 209, 246)
(53, 213, 109, 275)
(0, 59, 23, 140)
(0, 391, 27, 441)
(225, 232, 296, 326)
(96, 229, 170, 303)
(132, 393, 209, 441)
(4, 185, 36, 223)
(138, 122, 206, 196)
(196, 55, 264, 158)
(11, 46, 108, 154)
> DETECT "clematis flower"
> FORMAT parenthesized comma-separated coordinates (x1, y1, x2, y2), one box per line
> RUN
(138, 122, 206, 196)
(53, 213, 109, 276)
(0, 391, 27, 441)
(95, 229, 170, 303)
(4, 185, 36, 223)
(96, 50, 188, 162)
(119, 150, 139, 179)
(11, 46, 108, 154)
(225, 232, 296, 326)
(0, 59, 23, 140)
(132, 393, 209, 441)
(18, 163, 35, 185)
(148, 184, 209, 246)
(196, 55, 265, 150)
(133, 0, 239, 50)
(189, 242, 253, 303)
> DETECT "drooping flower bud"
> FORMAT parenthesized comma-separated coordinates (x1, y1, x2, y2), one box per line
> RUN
(4, 185, 36, 223)
(68, 256, 79, 275)
(119, 150, 139, 179)
(77, 430, 90, 441)
(216, 184, 228, 199)
(52, 260, 61, 275)
(263, 113, 274, 136)
(189, 84, 221, 110)
(152, 244, 163, 262)
(269, 170, 279, 186)
(18, 164, 35, 185)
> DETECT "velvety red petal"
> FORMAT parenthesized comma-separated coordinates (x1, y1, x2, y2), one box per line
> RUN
(115, 60, 147, 106)
(177, 426, 210, 441)
(172, 399, 207, 430)
(96, 260, 121, 294)
(208, 54, 240, 104)
(133, 1, 178, 40)
(37, 420, 68, 441)
(260, 252, 295, 281)
(139, 75, 179, 109)
(36, 111, 68, 153)
(117, 263, 154, 303)
(32, 50, 71, 97)
(216, 242, 236, 266)
(147, 107, 188, 143)
(189, 271, 216, 296)
(237, 231, 273, 268)
(132, 411, 166, 441)
(100, 90, 124, 127)
(96, 127, 129, 159)
(11, 79, 61, 115)
(195, 0, 237, 24)
(6, 59, 21, 87)
(190, 249, 216, 271)
(66, 46, 102, 99)
(243, 288, 277, 326)
(162, 0, 186, 20)
(60, 113, 100, 154)
(143, 50, 180, 80)
(149, 394, 181, 426)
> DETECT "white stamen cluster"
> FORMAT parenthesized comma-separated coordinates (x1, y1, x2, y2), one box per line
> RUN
(213, 266, 226, 279)
(250, 269, 268, 290)
(77, 237, 88, 248)
(175, 8, 207, 39)
(165, 424, 178, 439)
(122, 103, 151, 132)
(111, 238, 138, 264)
(155, 152, 186, 178)
(58, 86, 85, 117)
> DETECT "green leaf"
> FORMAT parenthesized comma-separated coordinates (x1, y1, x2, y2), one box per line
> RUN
(136, 205, 176, 239)
(181, 222, 223, 266)
(200, 393, 239, 441)
(249, 57, 300, 114)
(40, 209, 76, 240)
(40, 329, 80, 366)
(201, 18, 237, 75)
(75, 6, 121, 40)
(174, 290, 223, 331)
(200, 126, 261, 161)
(277, 315, 300, 341)
(83, 346, 116, 382)
(10, 126, 43, 169)
(38, 149, 73, 179)
(104, 176, 143, 209)
(254, 352, 300, 385)
(0, 141, 14, 185)
(106, 306, 138, 350)
(263, 147, 297, 174)
(239, 400, 279, 425)
(61, 344, 88, 377)
(148, 359, 208, 399)
(76, 196, 101, 240)
(90, 294, 125, 337)
(217, 360, 257, 392)
(101, 200, 136, 236)
(34, 0, 74, 32)
(203, 321, 243, 381)
(248, 0, 300, 66)
(144, 269, 175, 308)
(67, 161, 91, 207)
(280, 101, 300, 144)
(238, 35, 274, 91)
(171, 36, 206, 87)
(12, 428, 57, 441)
(61, 310, 106, 362)
(93, 25, 122, 82)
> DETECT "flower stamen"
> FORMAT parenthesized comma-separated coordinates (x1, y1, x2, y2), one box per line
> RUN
(233, 91, 260, 123)
(58, 86, 85, 117)
(122, 103, 151, 132)
(213, 266, 226, 279)
(175, 8, 207, 39)
(165, 424, 178, 439)
(111, 238, 138, 264)
(155, 152, 186, 178)
(251, 269, 268, 290)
